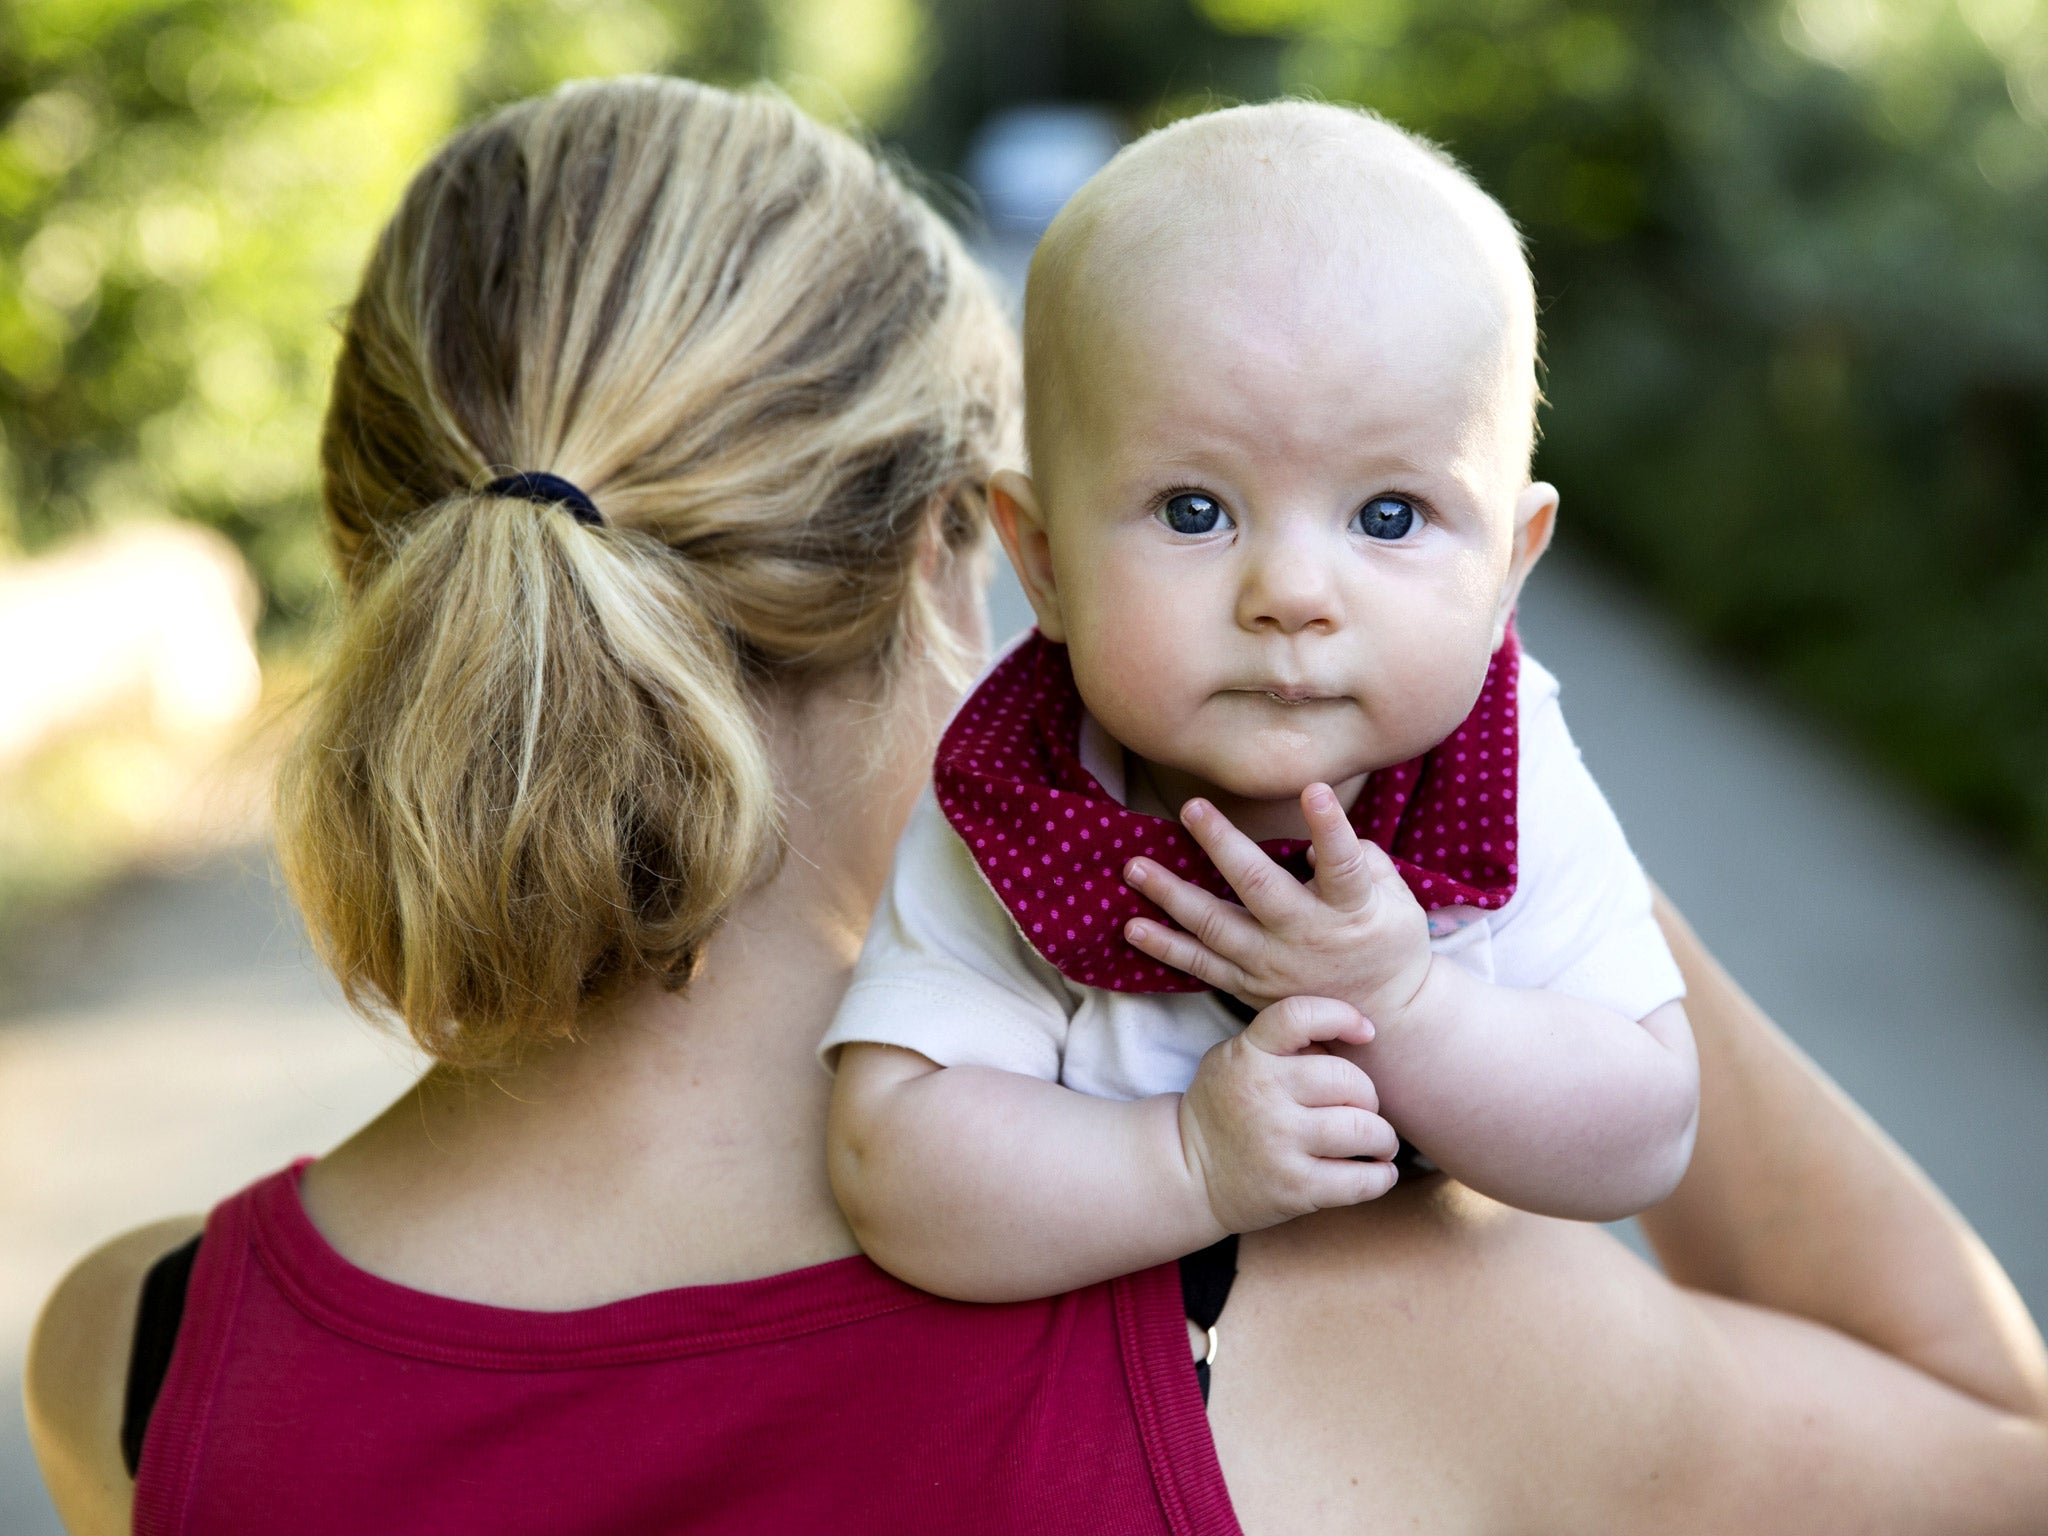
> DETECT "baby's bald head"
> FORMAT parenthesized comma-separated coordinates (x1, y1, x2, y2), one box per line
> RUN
(1022, 102, 1538, 498)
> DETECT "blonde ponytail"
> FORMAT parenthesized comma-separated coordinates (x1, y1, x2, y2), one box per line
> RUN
(279, 79, 1016, 1066)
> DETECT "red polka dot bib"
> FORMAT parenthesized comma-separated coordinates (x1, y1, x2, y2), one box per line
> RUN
(933, 630, 1522, 993)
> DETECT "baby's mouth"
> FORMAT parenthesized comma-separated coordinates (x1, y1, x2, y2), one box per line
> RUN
(1245, 687, 1340, 707)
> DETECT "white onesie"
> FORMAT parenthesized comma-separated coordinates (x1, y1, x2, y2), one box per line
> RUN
(820, 649, 1683, 1102)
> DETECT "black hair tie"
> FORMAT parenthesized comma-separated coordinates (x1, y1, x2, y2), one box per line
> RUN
(483, 471, 604, 528)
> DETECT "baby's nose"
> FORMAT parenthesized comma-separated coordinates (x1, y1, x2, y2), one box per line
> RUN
(1237, 540, 1341, 633)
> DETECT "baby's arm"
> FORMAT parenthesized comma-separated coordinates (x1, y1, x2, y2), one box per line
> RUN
(1124, 788, 1699, 1222)
(828, 996, 1398, 1303)
(1348, 976, 1696, 1219)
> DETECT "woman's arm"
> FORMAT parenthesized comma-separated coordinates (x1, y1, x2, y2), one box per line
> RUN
(1638, 890, 2048, 1416)
(25, 1215, 204, 1536)
(1209, 891, 2048, 1535)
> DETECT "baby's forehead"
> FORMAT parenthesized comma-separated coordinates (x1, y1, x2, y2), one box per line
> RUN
(1026, 107, 1536, 473)
(1099, 121, 1492, 254)
(1083, 199, 1516, 367)
(1047, 114, 1522, 340)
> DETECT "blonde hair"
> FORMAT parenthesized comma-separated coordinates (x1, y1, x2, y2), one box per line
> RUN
(277, 77, 1018, 1068)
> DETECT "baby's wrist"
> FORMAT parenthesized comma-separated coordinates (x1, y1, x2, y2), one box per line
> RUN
(1170, 1093, 1238, 1243)
(1357, 951, 1441, 1036)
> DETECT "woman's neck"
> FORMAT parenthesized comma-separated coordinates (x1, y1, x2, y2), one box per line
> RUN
(302, 680, 932, 1309)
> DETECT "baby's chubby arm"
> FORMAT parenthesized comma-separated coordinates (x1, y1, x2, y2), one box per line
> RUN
(1123, 787, 1699, 1222)
(827, 997, 1399, 1304)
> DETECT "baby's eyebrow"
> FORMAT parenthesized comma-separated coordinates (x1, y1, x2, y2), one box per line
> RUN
(1355, 451, 1431, 478)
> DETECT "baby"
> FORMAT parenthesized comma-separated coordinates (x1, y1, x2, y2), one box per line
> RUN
(823, 103, 1699, 1303)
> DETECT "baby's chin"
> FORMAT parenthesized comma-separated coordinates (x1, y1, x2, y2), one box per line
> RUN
(1153, 746, 1379, 815)
(1145, 716, 1455, 815)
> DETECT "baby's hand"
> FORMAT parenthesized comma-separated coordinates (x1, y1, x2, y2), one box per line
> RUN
(1124, 784, 1433, 1024)
(1180, 995, 1400, 1233)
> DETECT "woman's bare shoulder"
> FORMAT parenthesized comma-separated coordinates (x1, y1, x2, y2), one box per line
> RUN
(25, 1215, 204, 1536)
(1211, 1184, 2048, 1536)
(1210, 1183, 1679, 1533)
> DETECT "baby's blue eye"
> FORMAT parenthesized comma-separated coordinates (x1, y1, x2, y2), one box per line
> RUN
(1158, 492, 1231, 536)
(1353, 496, 1418, 540)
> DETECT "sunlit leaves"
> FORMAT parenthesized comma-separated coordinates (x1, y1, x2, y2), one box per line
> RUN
(0, 1, 469, 608)
(769, 0, 928, 128)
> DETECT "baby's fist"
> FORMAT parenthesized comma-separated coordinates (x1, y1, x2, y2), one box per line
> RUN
(1179, 995, 1400, 1234)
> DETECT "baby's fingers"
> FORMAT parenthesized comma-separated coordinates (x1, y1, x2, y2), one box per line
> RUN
(1356, 837, 1405, 891)
(1181, 800, 1310, 928)
(1300, 784, 1374, 909)
(1281, 1052, 1381, 1114)
(1304, 1156, 1400, 1209)
(1125, 858, 1264, 962)
(1241, 995, 1371, 1057)
(1123, 918, 1251, 996)
(1303, 1106, 1401, 1164)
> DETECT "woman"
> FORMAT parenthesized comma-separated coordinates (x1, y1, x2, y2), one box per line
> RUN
(26, 76, 2048, 1534)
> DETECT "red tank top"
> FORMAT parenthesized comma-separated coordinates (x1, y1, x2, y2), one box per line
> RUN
(134, 1163, 1240, 1535)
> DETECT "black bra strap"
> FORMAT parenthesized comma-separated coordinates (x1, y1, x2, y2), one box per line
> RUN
(1179, 1235, 1239, 1330)
(121, 1235, 201, 1477)
(1178, 1234, 1239, 1404)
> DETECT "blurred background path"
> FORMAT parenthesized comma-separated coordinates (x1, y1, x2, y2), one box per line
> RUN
(5, 553, 2047, 1532)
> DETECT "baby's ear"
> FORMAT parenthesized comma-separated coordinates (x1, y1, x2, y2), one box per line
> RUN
(989, 470, 1067, 642)
(1493, 481, 1559, 646)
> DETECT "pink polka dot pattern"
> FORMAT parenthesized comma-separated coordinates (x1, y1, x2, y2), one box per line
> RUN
(933, 630, 1522, 994)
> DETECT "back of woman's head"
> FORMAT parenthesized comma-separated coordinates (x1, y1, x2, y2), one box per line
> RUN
(277, 77, 1017, 1068)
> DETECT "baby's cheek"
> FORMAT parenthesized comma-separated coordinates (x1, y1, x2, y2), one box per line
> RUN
(1398, 660, 1491, 755)
(1066, 606, 1192, 749)
(1363, 609, 1500, 755)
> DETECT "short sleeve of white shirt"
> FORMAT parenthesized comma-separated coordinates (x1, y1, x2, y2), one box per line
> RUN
(819, 787, 1073, 1079)
(1482, 654, 1684, 1019)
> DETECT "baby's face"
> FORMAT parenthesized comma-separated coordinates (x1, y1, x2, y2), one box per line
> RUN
(1003, 235, 1553, 839)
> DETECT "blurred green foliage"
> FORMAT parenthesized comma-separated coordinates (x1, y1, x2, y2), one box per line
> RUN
(3, 0, 2046, 876)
